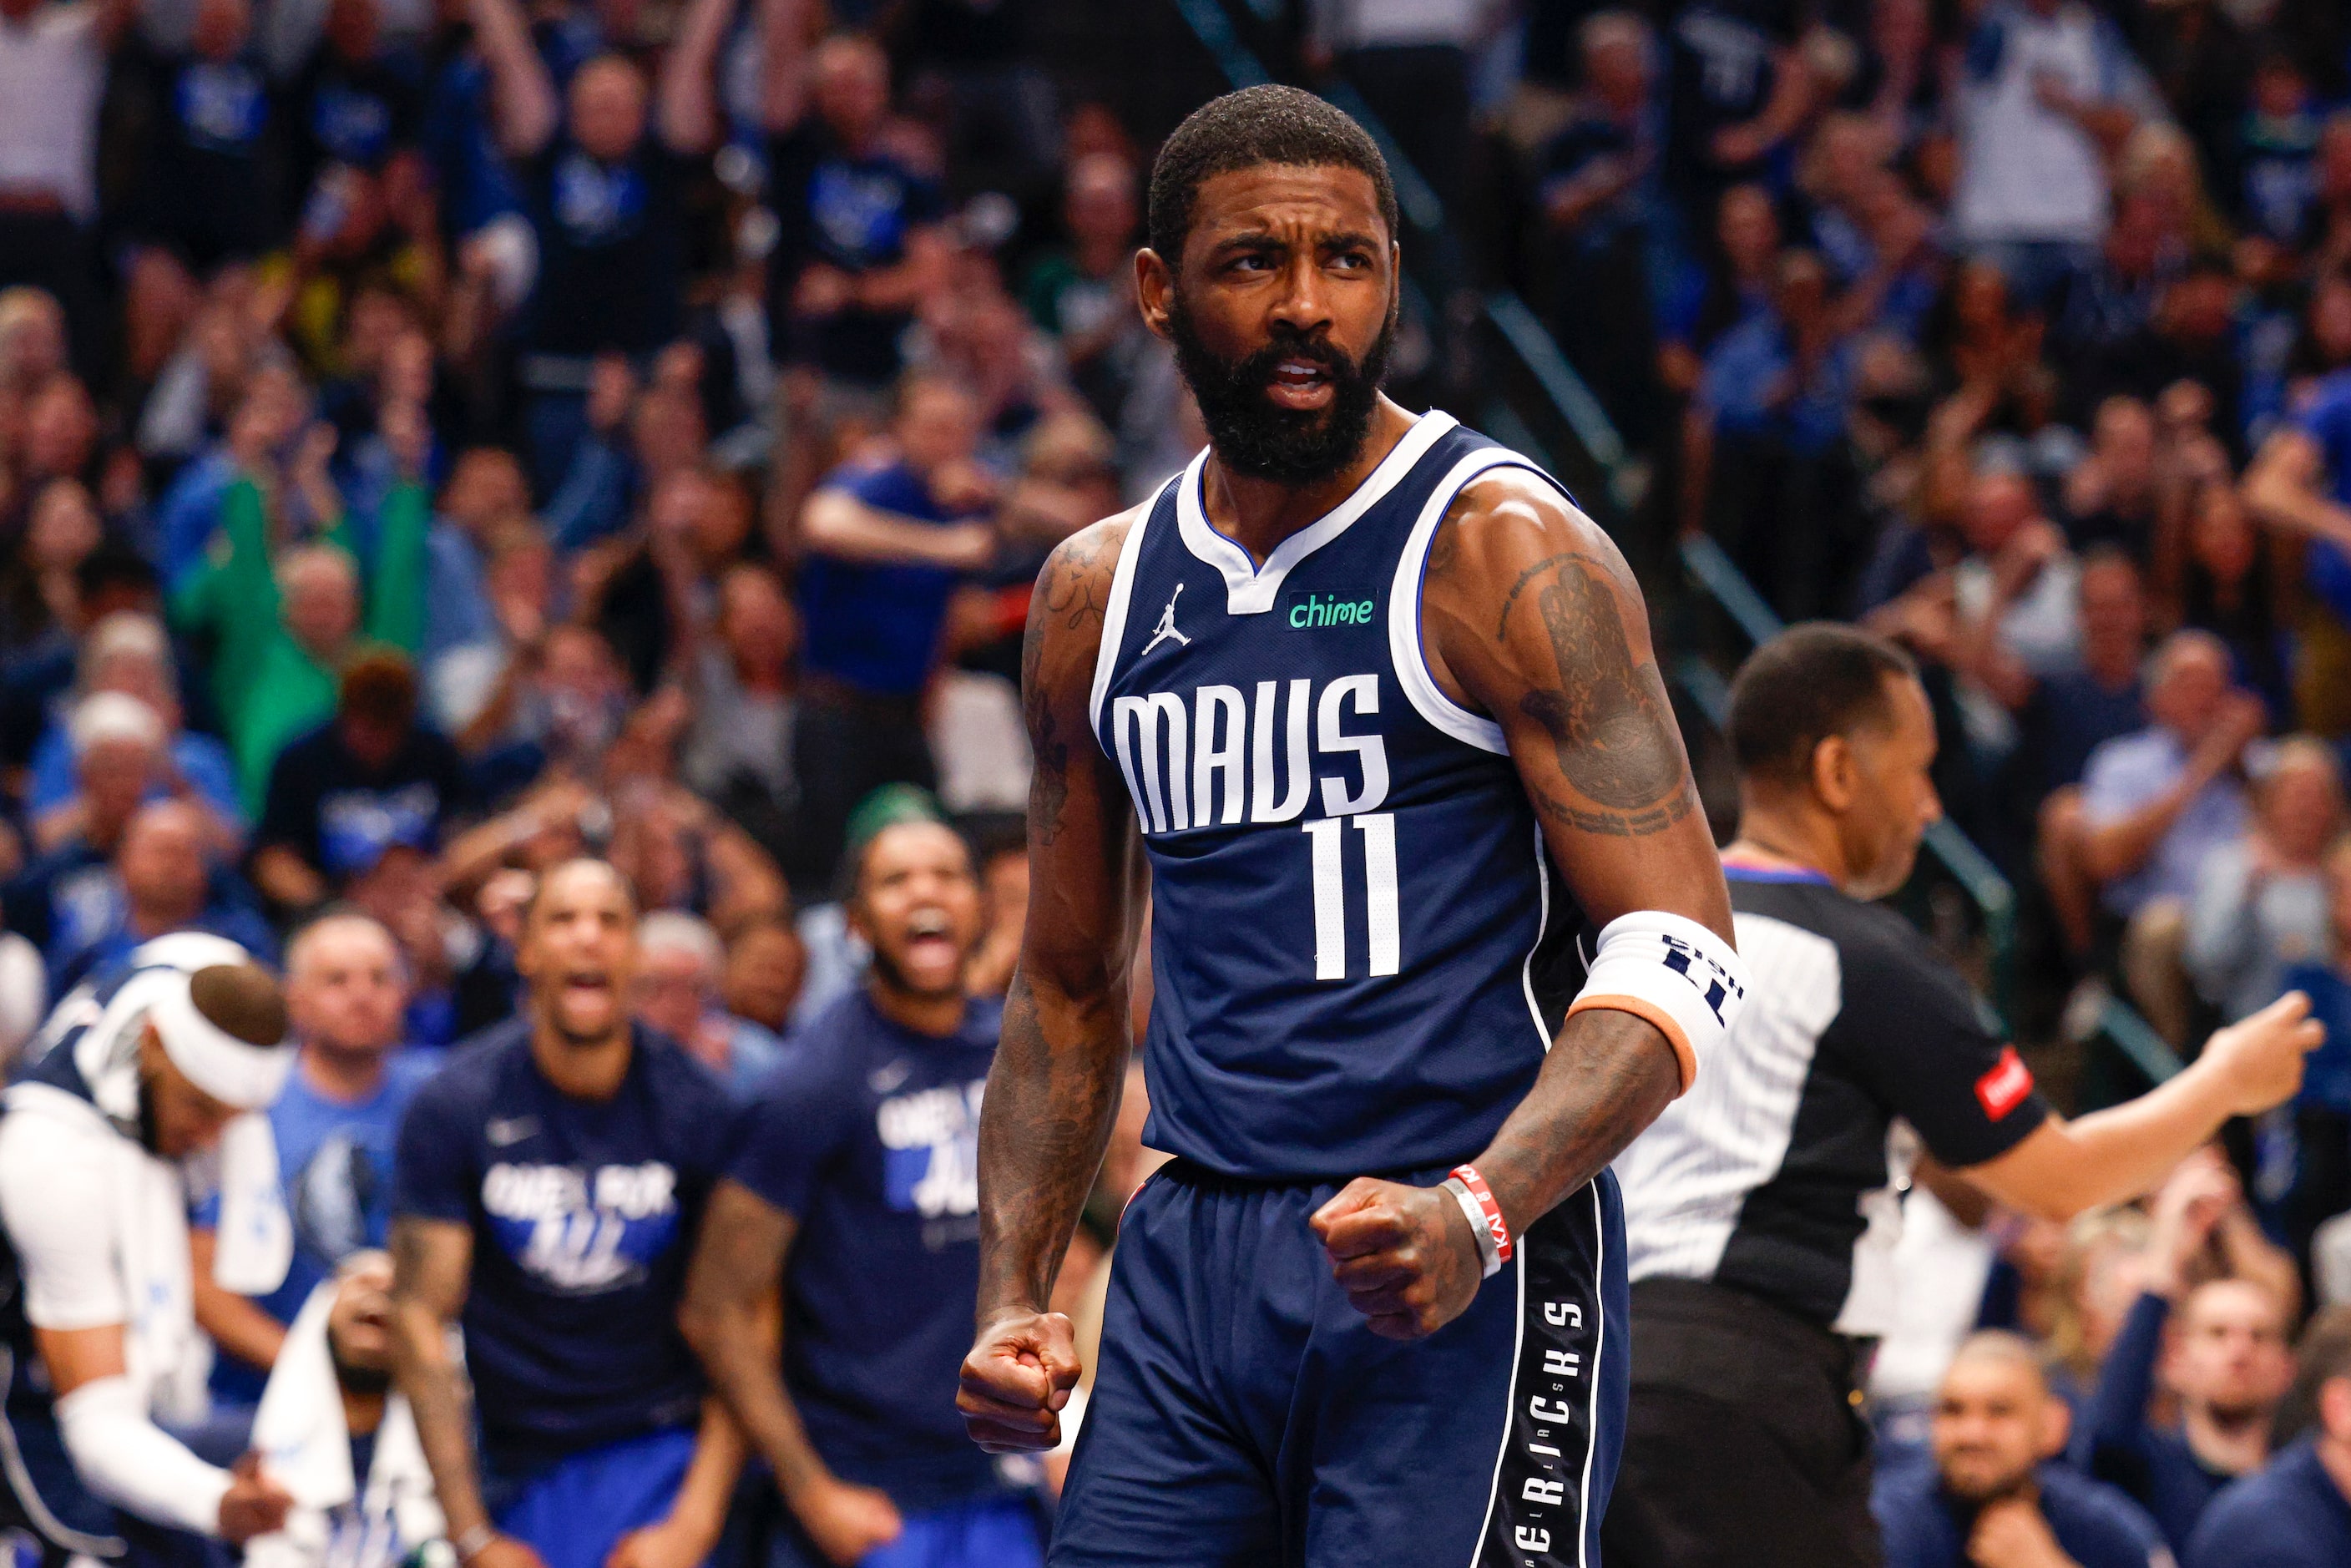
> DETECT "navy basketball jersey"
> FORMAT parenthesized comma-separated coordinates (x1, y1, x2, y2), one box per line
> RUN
(1093, 411, 1590, 1180)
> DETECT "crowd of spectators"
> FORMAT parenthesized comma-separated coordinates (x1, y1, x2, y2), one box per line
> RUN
(1454, 0, 2351, 1558)
(3, 0, 2351, 1559)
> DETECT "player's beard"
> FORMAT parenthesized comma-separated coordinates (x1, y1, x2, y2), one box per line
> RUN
(331, 1343, 393, 1398)
(1169, 294, 1393, 488)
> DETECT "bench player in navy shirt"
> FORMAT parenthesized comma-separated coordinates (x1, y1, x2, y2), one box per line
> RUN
(1873, 1333, 2171, 1568)
(685, 819, 1038, 1567)
(957, 88, 1754, 1565)
(390, 860, 746, 1568)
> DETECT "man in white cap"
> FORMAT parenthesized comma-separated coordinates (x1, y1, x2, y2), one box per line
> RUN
(0, 938, 300, 1564)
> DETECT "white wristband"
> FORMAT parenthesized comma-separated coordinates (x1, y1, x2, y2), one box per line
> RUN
(1443, 1176, 1504, 1278)
(1570, 911, 1751, 1095)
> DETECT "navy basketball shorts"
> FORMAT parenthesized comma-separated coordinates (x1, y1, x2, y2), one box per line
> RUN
(1050, 1161, 1629, 1567)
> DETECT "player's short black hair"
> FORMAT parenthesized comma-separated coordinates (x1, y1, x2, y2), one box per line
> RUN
(1726, 622, 1919, 788)
(1146, 85, 1398, 265)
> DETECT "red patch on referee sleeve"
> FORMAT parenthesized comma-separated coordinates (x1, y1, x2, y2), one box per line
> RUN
(1974, 1046, 2035, 1120)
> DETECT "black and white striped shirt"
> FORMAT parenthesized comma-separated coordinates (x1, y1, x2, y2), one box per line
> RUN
(1615, 864, 2049, 1336)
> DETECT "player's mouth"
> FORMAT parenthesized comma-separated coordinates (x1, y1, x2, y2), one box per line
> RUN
(902, 908, 958, 970)
(560, 969, 615, 1005)
(1266, 357, 1336, 412)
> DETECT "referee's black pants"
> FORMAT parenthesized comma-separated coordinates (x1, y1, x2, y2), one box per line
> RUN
(1601, 1277, 1883, 1568)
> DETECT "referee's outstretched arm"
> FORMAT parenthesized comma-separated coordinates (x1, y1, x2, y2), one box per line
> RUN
(1963, 989, 2320, 1219)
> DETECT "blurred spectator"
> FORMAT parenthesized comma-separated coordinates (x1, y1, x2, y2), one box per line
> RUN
(2276, 841, 2351, 1285)
(2243, 358, 2351, 735)
(793, 372, 993, 886)
(632, 909, 786, 1100)
(2009, 549, 2149, 823)
(0, 0, 124, 374)
(194, 912, 437, 1408)
(48, 796, 275, 992)
(720, 914, 804, 1039)
(1684, 248, 1864, 620)
(681, 562, 798, 862)
(1661, 1, 1807, 211)
(2060, 397, 2159, 557)
(2182, 1307, 2351, 1567)
(2045, 633, 2258, 1036)
(1539, 12, 1663, 448)
(1949, 0, 2160, 311)
(2186, 738, 2341, 1024)
(4, 691, 172, 959)
(1873, 1331, 2169, 1568)
(2074, 1151, 2298, 1552)
(469, 0, 735, 490)
(23, 611, 242, 853)
(762, 13, 948, 435)
(681, 820, 1037, 1568)
(419, 447, 532, 670)
(251, 652, 471, 913)
(1020, 151, 1144, 429)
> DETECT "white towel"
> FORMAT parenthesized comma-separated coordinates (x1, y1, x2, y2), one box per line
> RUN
(245, 1281, 443, 1568)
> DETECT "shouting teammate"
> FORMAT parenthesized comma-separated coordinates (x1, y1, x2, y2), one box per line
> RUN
(390, 860, 745, 1568)
(956, 87, 1749, 1565)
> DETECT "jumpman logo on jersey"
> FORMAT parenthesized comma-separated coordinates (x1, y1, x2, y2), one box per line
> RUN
(1141, 584, 1192, 656)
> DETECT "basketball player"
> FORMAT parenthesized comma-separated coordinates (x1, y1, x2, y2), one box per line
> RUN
(955, 87, 1750, 1565)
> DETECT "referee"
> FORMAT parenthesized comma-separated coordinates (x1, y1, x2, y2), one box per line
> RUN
(1603, 624, 2323, 1568)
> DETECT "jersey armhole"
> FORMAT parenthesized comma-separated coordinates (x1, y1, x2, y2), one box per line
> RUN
(1085, 473, 1175, 740)
(1388, 452, 1585, 756)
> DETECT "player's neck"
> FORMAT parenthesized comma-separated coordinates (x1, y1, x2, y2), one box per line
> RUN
(300, 1039, 390, 1105)
(528, 1016, 634, 1101)
(866, 975, 967, 1039)
(1727, 799, 1851, 891)
(1201, 397, 1417, 566)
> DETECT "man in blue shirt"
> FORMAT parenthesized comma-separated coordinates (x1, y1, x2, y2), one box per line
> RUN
(195, 913, 442, 1409)
(793, 374, 995, 888)
(2245, 367, 2351, 734)
(2187, 1308, 2351, 1567)
(682, 820, 1040, 1568)
(1876, 1332, 2172, 1568)
(390, 859, 745, 1568)
(2073, 1155, 2295, 1554)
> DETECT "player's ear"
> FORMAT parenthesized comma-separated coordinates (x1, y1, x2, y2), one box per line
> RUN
(1135, 249, 1175, 341)
(1810, 734, 1859, 814)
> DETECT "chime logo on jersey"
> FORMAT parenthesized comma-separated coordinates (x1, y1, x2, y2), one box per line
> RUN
(480, 1160, 680, 1292)
(877, 1080, 984, 1221)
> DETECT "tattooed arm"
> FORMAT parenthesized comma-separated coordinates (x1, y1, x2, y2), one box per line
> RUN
(958, 512, 1145, 1454)
(1312, 469, 1732, 1339)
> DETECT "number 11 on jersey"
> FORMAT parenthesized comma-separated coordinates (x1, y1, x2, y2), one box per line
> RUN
(1303, 814, 1400, 980)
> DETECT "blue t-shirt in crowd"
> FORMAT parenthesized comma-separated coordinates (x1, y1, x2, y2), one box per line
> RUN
(25, 729, 243, 827)
(2292, 369, 2351, 621)
(393, 1020, 738, 1472)
(2186, 1438, 2351, 1568)
(796, 459, 978, 698)
(202, 1047, 444, 1403)
(2280, 962, 2351, 1112)
(726, 989, 1004, 1511)
(1873, 1459, 2172, 1568)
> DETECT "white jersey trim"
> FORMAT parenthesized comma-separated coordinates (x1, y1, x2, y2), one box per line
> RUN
(1176, 410, 1457, 616)
(1087, 475, 1172, 736)
(1389, 448, 1529, 755)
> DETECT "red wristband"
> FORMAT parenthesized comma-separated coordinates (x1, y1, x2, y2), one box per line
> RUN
(1449, 1164, 1513, 1263)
